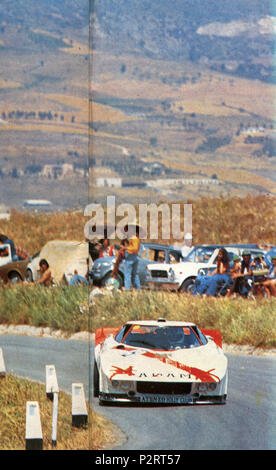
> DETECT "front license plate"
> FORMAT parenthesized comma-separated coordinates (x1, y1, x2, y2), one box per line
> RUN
(139, 395, 191, 404)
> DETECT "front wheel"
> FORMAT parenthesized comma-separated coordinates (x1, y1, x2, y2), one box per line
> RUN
(179, 278, 196, 294)
(101, 272, 123, 289)
(93, 361, 99, 398)
(8, 271, 22, 284)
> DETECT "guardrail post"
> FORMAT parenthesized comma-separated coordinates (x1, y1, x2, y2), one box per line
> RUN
(72, 383, 88, 428)
(25, 402, 43, 450)
(46, 365, 59, 400)
(0, 348, 6, 378)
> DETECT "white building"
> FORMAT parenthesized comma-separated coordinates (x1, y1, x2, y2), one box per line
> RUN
(95, 177, 122, 188)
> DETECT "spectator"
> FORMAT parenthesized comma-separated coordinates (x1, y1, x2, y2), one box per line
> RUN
(111, 239, 128, 280)
(88, 241, 101, 261)
(69, 259, 90, 286)
(203, 247, 231, 296)
(193, 248, 231, 296)
(99, 238, 115, 258)
(240, 250, 254, 275)
(69, 269, 89, 286)
(181, 232, 194, 258)
(35, 259, 53, 287)
(225, 255, 242, 297)
(251, 254, 267, 270)
(123, 223, 141, 291)
(260, 254, 276, 297)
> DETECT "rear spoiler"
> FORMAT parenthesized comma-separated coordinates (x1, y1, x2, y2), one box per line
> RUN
(95, 327, 222, 348)
(201, 329, 222, 348)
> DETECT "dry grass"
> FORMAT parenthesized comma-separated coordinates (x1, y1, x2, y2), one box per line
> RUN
(0, 374, 115, 450)
(0, 285, 89, 333)
(1, 194, 275, 255)
(91, 290, 276, 349)
(0, 209, 86, 255)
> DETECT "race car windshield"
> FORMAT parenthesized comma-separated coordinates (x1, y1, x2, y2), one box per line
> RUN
(118, 325, 205, 350)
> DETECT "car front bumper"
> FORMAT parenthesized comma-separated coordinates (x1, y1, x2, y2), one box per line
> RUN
(146, 279, 180, 290)
(99, 392, 227, 405)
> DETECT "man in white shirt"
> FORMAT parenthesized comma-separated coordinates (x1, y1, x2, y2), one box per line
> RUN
(181, 232, 194, 259)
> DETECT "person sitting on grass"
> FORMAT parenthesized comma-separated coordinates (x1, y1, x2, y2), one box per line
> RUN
(260, 254, 276, 297)
(251, 254, 268, 271)
(69, 259, 90, 286)
(193, 247, 231, 296)
(225, 255, 242, 297)
(35, 259, 53, 287)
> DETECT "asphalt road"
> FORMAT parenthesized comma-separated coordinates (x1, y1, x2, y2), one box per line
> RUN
(0, 334, 275, 450)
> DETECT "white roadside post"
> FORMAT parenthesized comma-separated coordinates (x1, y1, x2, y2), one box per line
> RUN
(25, 402, 43, 450)
(45, 365, 59, 400)
(0, 347, 6, 378)
(52, 392, 59, 447)
(46, 365, 59, 447)
(72, 383, 88, 428)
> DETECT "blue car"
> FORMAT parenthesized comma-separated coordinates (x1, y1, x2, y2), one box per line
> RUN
(90, 242, 183, 288)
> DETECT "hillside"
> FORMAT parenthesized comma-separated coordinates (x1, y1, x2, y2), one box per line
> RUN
(0, 0, 275, 209)
(93, 0, 275, 83)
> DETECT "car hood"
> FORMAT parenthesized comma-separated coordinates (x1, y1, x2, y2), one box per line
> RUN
(147, 261, 214, 274)
(99, 341, 227, 383)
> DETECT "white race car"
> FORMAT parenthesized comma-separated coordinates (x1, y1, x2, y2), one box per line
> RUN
(93, 319, 228, 405)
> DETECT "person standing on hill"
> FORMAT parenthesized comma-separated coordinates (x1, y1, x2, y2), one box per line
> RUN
(122, 223, 141, 291)
(181, 232, 194, 259)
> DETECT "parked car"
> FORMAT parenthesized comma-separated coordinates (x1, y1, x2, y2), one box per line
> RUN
(0, 244, 29, 283)
(146, 244, 267, 293)
(90, 242, 184, 288)
(94, 318, 228, 405)
(264, 247, 276, 261)
(25, 240, 90, 284)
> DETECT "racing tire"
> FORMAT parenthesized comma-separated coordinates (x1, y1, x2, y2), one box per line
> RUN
(93, 361, 99, 398)
(179, 278, 196, 294)
(101, 272, 123, 289)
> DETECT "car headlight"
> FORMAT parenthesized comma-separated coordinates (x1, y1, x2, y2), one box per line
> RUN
(145, 267, 151, 279)
(120, 382, 131, 391)
(196, 383, 217, 393)
(111, 380, 120, 388)
(111, 380, 134, 392)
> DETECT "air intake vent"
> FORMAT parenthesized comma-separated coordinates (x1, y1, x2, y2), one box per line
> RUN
(137, 381, 192, 395)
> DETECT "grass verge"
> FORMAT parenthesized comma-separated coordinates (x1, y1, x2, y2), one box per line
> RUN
(0, 285, 89, 334)
(91, 290, 276, 349)
(0, 284, 275, 449)
(0, 374, 116, 450)
(0, 285, 275, 348)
